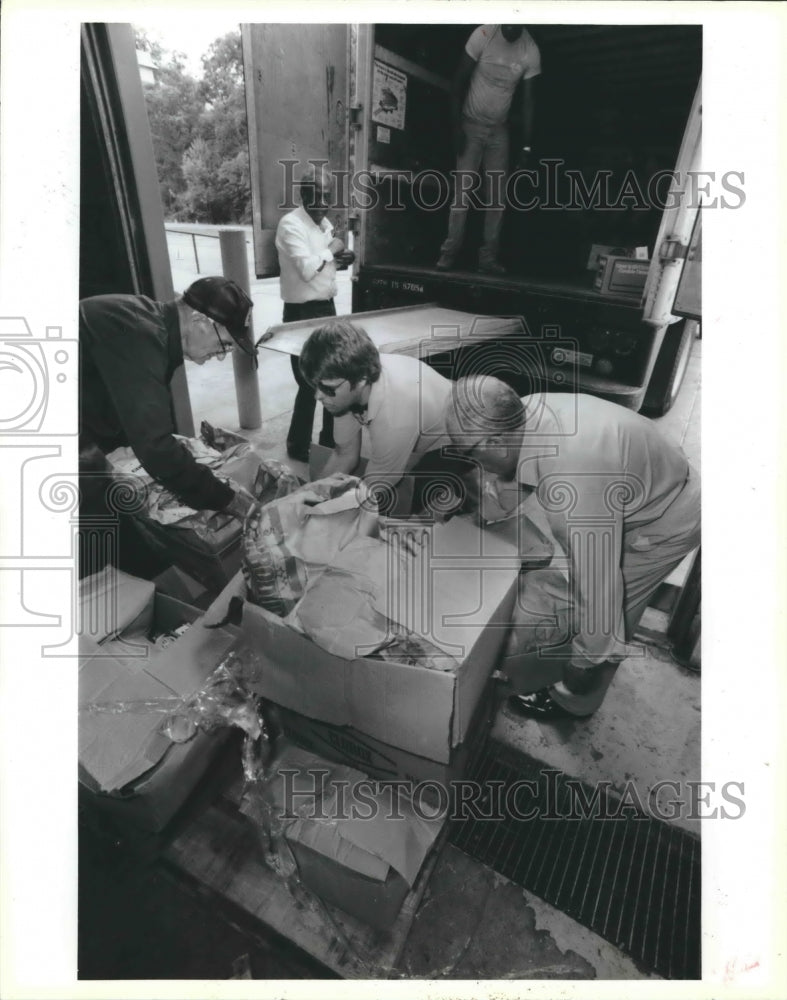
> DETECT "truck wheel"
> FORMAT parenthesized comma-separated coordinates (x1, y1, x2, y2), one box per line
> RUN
(641, 319, 698, 417)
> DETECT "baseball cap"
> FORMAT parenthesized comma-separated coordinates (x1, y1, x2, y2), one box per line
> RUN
(182, 277, 255, 358)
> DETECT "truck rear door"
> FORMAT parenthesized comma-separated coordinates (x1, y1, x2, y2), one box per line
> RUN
(642, 77, 703, 328)
(241, 24, 352, 277)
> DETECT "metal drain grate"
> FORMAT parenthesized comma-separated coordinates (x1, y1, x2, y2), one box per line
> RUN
(450, 740, 700, 979)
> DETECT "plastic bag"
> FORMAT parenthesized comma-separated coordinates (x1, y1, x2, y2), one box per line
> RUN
(106, 422, 301, 534)
(242, 473, 372, 616)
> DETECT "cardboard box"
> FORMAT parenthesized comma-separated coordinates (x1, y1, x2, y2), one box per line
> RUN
(205, 516, 523, 764)
(586, 243, 649, 271)
(78, 568, 239, 831)
(594, 255, 650, 298)
(140, 516, 242, 594)
(123, 448, 288, 593)
(271, 676, 496, 792)
(242, 743, 445, 931)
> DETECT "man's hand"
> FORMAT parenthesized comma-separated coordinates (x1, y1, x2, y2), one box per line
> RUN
(377, 516, 425, 557)
(334, 249, 355, 269)
(224, 486, 256, 522)
(327, 237, 345, 255)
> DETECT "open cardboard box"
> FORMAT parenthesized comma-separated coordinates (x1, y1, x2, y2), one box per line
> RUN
(126, 449, 281, 593)
(205, 515, 527, 766)
(78, 568, 239, 831)
(241, 742, 445, 931)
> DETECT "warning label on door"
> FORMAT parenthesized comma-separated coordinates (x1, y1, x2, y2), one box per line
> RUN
(372, 61, 407, 131)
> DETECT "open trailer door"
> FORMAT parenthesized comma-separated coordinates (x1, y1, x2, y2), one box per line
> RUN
(241, 23, 352, 278)
(640, 77, 702, 415)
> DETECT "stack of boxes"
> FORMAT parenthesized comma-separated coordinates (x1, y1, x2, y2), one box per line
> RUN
(79, 514, 529, 930)
(78, 567, 238, 831)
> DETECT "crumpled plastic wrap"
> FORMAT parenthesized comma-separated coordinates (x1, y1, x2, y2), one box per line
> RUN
(106, 422, 301, 536)
(82, 648, 272, 782)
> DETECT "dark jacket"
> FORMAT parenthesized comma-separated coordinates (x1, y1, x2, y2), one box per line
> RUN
(79, 294, 234, 511)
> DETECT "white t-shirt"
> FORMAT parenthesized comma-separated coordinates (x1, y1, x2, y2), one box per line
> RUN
(275, 205, 337, 303)
(332, 353, 454, 481)
(464, 25, 541, 126)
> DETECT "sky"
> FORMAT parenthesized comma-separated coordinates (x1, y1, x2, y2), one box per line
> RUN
(133, 19, 242, 76)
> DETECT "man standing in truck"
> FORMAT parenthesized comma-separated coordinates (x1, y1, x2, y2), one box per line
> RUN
(437, 24, 541, 275)
(445, 376, 701, 719)
(276, 164, 355, 463)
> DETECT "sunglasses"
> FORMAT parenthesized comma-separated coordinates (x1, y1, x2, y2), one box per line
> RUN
(311, 377, 349, 398)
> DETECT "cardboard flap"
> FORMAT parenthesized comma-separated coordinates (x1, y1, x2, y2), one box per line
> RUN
(78, 669, 176, 791)
(333, 791, 443, 887)
(273, 744, 443, 887)
(78, 645, 147, 705)
(286, 820, 391, 882)
(144, 621, 239, 698)
(79, 567, 155, 642)
(78, 573, 238, 794)
(202, 572, 247, 627)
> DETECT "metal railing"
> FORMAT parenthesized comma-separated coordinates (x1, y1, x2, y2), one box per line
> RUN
(165, 226, 253, 275)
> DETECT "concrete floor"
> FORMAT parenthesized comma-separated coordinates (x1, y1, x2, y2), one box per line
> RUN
(167, 227, 702, 979)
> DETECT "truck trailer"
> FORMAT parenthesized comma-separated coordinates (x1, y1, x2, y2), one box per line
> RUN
(242, 22, 703, 415)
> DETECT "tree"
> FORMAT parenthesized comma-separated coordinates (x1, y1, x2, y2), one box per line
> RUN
(185, 31, 251, 223)
(135, 27, 252, 224)
(134, 29, 203, 218)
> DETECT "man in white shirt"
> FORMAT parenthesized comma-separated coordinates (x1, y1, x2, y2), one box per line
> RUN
(275, 165, 354, 462)
(437, 24, 541, 274)
(298, 319, 473, 516)
(445, 376, 701, 719)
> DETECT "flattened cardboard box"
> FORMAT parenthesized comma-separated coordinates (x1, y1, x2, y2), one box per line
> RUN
(78, 568, 237, 831)
(205, 516, 525, 764)
(241, 743, 445, 931)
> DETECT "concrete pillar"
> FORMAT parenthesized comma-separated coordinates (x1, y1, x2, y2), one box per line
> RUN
(220, 229, 262, 429)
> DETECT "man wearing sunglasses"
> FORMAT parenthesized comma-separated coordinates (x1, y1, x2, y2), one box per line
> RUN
(79, 276, 258, 577)
(298, 320, 475, 517)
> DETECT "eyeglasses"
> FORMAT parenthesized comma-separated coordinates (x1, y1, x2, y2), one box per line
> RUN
(210, 320, 231, 360)
(454, 438, 487, 459)
(311, 378, 348, 398)
(191, 311, 233, 360)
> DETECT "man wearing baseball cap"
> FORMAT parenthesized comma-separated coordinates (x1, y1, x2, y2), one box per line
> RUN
(79, 277, 257, 549)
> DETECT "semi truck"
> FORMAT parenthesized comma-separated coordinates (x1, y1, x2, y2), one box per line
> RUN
(242, 22, 704, 415)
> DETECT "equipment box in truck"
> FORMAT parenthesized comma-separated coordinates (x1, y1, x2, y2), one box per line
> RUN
(242, 23, 703, 415)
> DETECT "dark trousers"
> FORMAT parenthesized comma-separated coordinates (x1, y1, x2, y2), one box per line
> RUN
(284, 299, 336, 451)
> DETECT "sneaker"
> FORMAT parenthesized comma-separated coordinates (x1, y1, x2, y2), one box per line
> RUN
(507, 689, 591, 720)
(478, 260, 508, 275)
(436, 255, 455, 270)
